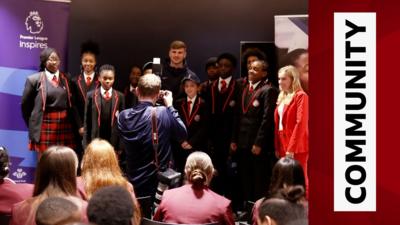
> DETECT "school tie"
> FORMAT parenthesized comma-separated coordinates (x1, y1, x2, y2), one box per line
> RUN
(104, 90, 111, 100)
(249, 85, 254, 93)
(51, 75, 58, 86)
(187, 100, 192, 115)
(220, 80, 227, 93)
(86, 76, 92, 87)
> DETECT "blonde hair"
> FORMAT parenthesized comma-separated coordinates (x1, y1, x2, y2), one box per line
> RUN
(170, 40, 187, 49)
(277, 65, 303, 105)
(81, 139, 130, 199)
(184, 151, 215, 186)
(137, 74, 161, 97)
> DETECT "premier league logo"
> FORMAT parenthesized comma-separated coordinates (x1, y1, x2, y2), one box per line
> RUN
(25, 11, 44, 34)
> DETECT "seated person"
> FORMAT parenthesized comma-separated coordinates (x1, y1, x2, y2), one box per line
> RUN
(257, 186, 308, 225)
(252, 157, 306, 225)
(35, 197, 82, 225)
(0, 146, 33, 214)
(78, 138, 141, 224)
(153, 151, 234, 225)
(9, 146, 87, 225)
(87, 186, 136, 225)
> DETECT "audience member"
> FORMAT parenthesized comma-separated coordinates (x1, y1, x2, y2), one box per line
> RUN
(257, 186, 307, 225)
(78, 138, 141, 225)
(9, 146, 87, 225)
(35, 197, 81, 225)
(0, 146, 33, 214)
(274, 65, 309, 191)
(21, 48, 80, 158)
(79, 138, 135, 199)
(118, 74, 187, 197)
(153, 151, 234, 225)
(252, 157, 306, 225)
(87, 186, 136, 225)
(231, 60, 278, 203)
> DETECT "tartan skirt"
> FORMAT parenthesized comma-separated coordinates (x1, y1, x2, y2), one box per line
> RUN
(29, 110, 76, 152)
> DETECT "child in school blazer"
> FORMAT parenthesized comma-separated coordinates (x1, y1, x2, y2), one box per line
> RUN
(83, 64, 124, 151)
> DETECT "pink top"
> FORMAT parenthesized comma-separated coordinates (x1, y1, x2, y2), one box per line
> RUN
(0, 178, 33, 214)
(153, 184, 234, 225)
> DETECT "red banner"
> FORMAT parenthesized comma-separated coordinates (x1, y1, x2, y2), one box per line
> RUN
(310, 0, 399, 224)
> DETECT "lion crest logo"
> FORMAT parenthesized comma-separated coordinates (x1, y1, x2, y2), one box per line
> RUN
(25, 11, 44, 34)
(13, 168, 27, 179)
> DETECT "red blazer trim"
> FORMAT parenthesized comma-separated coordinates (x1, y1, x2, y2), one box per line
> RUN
(211, 79, 236, 114)
(241, 82, 265, 114)
(60, 73, 72, 108)
(180, 97, 201, 126)
(94, 88, 120, 127)
(40, 72, 72, 111)
(40, 72, 46, 111)
(77, 75, 86, 103)
(77, 74, 99, 103)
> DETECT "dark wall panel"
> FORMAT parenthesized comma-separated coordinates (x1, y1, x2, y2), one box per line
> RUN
(67, 0, 307, 90)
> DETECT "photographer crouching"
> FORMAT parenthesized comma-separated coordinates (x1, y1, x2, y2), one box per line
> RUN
(118, 73, 187, 199)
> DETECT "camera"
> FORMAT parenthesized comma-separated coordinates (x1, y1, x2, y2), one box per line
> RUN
(153, 168, 181, 214)
(157, 168, 181, 186)
(152, 57, 163, 76)
(158, 90, 166, 99)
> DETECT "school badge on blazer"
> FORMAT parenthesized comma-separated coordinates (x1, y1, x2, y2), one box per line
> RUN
(252, 99, 260, 107)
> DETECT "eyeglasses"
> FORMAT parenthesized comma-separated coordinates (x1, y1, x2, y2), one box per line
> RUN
(47, 57, 60, 63)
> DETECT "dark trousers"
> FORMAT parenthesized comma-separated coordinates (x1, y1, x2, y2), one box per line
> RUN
(209, 142, 242, 211)
(238, 148, 276, 202)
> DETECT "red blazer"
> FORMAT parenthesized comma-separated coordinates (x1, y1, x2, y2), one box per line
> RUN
(0, 178, 33, 214)
(274, 91, 309, 155)
(9, 195, 88, 225)
(153, 184, 234, 225)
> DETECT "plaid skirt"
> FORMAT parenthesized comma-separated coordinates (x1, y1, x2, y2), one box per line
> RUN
(29, 110, 76, 152)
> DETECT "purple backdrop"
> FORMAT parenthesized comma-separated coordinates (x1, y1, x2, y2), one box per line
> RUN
(0, 0, 71, 183)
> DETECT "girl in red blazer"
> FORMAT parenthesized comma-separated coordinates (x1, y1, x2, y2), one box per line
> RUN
(274, 65, 309, 190)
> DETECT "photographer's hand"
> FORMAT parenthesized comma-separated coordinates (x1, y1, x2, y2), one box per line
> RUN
(163, 90, 173, 107)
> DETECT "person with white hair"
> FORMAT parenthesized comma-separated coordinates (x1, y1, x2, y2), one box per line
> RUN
(153, 151, 234, 225)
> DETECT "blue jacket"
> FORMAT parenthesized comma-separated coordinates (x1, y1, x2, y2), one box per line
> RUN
(118, 101, 187, 197)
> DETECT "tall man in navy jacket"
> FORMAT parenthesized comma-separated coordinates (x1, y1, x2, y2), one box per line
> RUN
(118, 74, 187, 197)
